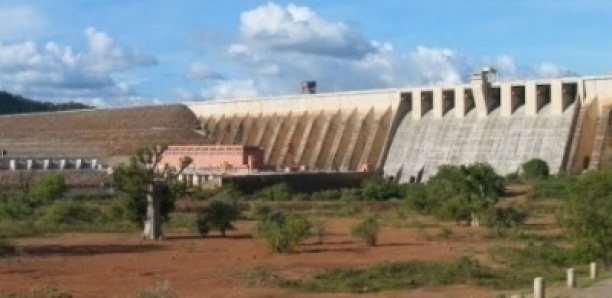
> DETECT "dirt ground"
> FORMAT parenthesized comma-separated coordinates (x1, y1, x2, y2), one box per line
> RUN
(0, 217, 525, 298)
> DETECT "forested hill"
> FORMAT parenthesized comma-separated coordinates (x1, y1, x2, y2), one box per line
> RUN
(0, 91, 93, 115)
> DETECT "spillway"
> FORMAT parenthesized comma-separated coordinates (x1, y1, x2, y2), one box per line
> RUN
(383, 102, 577, 182)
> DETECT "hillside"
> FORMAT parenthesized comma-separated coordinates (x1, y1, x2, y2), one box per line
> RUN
(0, 91, 93, 115)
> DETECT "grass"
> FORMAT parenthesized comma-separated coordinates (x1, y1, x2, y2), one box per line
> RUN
(238, 257, 519, 293)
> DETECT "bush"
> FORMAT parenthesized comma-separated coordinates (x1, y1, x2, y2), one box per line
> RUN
(196, 200, 240, 237)
(250, 200, 274, 221)
(0, 195, 32, 220)
(42, 200, 101, 226)
(255, 212, 312, 252)
(521, 158, 550, 181)
(401, 183, 434, 214)
(360, 176, 405, 201)
(254, 183, 294, 201)
(483, 206, 529, 236)
(528, 174, 577, 200)
(311, 189, 342, 201)
(350, 213, 380, 246)
(297, 257, 500, 292)
(29, 173, 68, 204)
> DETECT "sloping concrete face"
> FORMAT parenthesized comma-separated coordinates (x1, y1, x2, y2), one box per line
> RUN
(383, 76, 583, 182)
(384, 103, 577, 182)
(185, 91, 399, 171)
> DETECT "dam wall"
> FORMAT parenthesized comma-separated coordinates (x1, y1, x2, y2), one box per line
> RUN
(186, 91, 400, 171)
(186, 74, 612, 180)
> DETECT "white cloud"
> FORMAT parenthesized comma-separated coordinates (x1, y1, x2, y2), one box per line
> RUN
(239, 2, 375, 58)
(200, 80, 258, 100)
(186, 61, 225, 80)
(200, 2, 576, 98)
(0, 27, 157, 106)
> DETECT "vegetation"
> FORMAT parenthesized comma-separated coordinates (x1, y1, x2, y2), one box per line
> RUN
(253, 183, 294, 201)
(0, 90, 92, 115)
(28, 173, 68, 205)
(559, 171, 612, 266)
(292, 257, 502, 293)
(360, 175, 405, 200)
(528, 173, 577, 200)
(196, 200, 240, 237)
(255, 212, 312, 253)
(111, 144, 192, 240)
(350, 213, 380, 246)
(520, 158, 550, 181)
(482, 206, 529, 237)
(42, 201, 101, 226)
(127, 281, 176, 298)
(412, 163, 505, 226)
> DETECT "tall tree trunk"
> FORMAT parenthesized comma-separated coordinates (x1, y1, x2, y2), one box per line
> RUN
(470, 211, 480, 227)
(142, 183, 163, 240)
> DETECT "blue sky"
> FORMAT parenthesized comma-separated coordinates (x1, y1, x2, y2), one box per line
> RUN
(0, 0, 610, 106)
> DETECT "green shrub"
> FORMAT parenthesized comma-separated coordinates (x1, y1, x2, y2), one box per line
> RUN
(311, 189, 342, 201)
(488, 241, 572, 284)
(434, 196, 471, 224)
(340, 188, 362, 201)
(0, 195, 32, 220)
(250, 200, 274, 221)
(42, 200, 101, 226)
(255, 212, 312, 252)
(350, 213, 380, 246)
(483, 206, 529, 236)
(401, 183, 434, 214)
(360, 176, 406, 201)
(29, 173, 68, 204)
(528, 174, 577, 200)
(196, 200, 240, 237)
(254, 183, 294, 201)
(521, 158, 550, 181)
(297, 257, 500, 292)
(504, 172, 522, 184)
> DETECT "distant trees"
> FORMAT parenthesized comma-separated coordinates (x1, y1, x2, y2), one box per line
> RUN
(112, 144, 192, 240)
(0, 90, 92, 115)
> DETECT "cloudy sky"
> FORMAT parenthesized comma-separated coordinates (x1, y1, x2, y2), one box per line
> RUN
(0, 1, 610, 106)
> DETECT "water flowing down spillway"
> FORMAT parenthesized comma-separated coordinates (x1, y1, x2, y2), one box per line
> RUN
(383, 103, 577, 182)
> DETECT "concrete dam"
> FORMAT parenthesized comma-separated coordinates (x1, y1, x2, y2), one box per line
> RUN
(2, 71, 612, 183)
(186, 72, 612, 181)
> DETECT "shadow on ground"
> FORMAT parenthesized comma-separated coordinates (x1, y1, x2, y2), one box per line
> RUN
(21, 244, 164, 257)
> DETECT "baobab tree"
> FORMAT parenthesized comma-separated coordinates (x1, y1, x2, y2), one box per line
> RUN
(112, 144, 192, 240)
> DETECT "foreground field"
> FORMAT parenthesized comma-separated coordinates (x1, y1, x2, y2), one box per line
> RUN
(1, 217, 524, 298)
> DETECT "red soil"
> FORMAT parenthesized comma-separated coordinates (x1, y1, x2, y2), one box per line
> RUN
(0, 219, 511, 298)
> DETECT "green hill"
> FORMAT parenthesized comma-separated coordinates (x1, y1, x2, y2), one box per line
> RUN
(0, 91, 93, 115)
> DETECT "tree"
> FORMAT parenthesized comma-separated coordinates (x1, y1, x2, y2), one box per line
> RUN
(196, 200, 240, 237)
(521, 158, 550, 181)
(255, 212, 312, 253)
(427, 163, 504, 227)
(29, 173, 68, 205)
(559, 171, 612, 267)
(350, 213, 380, 246)
(112, 144, 192, 240)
